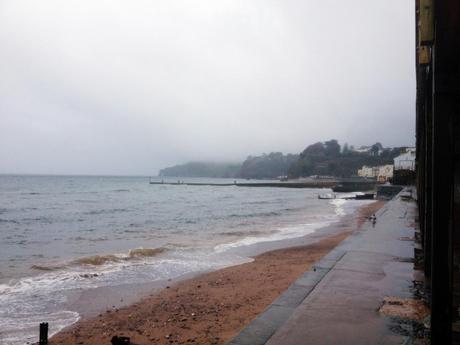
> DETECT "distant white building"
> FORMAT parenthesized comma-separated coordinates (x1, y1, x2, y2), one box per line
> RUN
(358, 164, 393, 182)
(394, 148, 416, 171)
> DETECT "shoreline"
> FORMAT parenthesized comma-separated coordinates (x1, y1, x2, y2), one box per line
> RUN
(49, 200, 385, 345)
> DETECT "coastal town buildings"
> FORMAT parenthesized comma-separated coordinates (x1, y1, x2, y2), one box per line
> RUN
(357, 148, 415, 184)
(357, 165, 379, 178)
(357, 164, 393, 182)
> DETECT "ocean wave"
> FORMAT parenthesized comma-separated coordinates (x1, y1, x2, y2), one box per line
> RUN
(31, 264, 65, 271)
(228, 210, 281, 219)
(21, 216, 52, 223)
(0, 248, 252, 345)
(30, 247, 168, 271)
(72, 247, 168, 266)
(83, 208, 129, 215)
(281, 206, 304, 212)
(128, 247, 167, 258)
(219, 230, 271, 237)
(20, 207, 38, 211)
(242, 200, 271, 205)
(330, 198, 347, 216)
(123, 229, 142, 233)
(214, 221, 333, 253)
(0, 219, 19, 224)
(70, 236, 108, 242)
(73, 254, 120, 266)
(0, 310, 80, 345)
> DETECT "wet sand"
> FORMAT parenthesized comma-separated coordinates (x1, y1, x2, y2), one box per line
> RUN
(50, 201, 385, 345)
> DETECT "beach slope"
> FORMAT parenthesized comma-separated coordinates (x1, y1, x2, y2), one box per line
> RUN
(50, 201, 384, 345)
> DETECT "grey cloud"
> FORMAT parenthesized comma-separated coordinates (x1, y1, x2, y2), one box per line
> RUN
(0, 0, 415, 175)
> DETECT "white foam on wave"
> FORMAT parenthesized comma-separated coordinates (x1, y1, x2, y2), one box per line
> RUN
(0, 310, 79, 345)
(0, 248, 252, 345)
(0, 257, 151, 345)
(214, 197, 360, 254)
(0, 266, 109, 345)
(214, 220, 333, 253)
(330, 198, 347, 216)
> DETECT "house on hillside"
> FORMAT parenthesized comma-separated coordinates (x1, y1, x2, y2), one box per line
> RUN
(394, 148, 415, 171)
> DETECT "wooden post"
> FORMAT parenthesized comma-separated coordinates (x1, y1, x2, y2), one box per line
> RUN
(39, 322, 48, 345)
(418, 46, 431, 65)
(419, 0, 433, 45)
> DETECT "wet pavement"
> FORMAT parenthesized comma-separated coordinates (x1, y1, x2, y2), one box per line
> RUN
(228, 188, 426, 345)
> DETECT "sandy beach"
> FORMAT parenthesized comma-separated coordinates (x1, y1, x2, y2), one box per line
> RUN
(49, 201, 384, 345)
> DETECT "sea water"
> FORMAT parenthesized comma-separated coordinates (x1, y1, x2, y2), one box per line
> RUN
(0, 175, 368, 344)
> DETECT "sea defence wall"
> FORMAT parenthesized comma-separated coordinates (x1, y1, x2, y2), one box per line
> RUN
(376, 185, 404, 200)
(229, 188, 427, 345)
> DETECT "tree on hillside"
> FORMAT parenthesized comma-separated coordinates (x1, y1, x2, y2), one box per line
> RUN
(288, 140, 402, 178)
(301, 142, 325, 157)
(324, 139, 341, 157)
(239, 152, 299, 179)
(370, 142, 383, 156)
(159, 162, 241, 178)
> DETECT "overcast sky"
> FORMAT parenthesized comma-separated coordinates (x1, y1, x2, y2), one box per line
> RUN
(0, 0, 415, 175)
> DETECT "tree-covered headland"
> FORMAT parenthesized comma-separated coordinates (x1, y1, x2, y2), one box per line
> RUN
(158, 140, 407, 179)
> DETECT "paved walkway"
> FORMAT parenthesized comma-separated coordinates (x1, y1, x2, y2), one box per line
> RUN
(229, 188, 421, 345)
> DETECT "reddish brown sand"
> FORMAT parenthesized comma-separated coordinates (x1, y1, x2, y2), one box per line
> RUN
(50, 201, 385, 345)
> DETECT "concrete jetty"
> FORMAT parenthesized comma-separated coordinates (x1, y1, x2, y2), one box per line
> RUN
(149, 180, 336, 188)
(228, 188, 426, 345)
(149, 181, 236, 186)
(149, 178, 377, 192)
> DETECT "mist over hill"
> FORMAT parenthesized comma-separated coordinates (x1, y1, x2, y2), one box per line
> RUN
(158, 140, 409, 179)
(158, 162, 241, 178)
(239, 152, 299, 179)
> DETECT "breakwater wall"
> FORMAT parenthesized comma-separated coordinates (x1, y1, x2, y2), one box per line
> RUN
(149, 180, 376, 191)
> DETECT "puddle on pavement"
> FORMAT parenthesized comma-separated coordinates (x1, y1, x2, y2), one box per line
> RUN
(379, 296, 430, 342)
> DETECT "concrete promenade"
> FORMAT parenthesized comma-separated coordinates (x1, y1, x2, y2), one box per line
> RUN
(229, 188, 424, 345)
